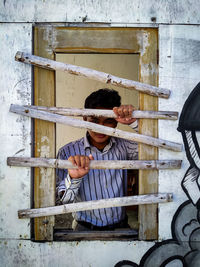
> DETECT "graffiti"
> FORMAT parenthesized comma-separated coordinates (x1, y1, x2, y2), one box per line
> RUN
(115, 83, 200, 267)
(178, 82, 200, 208)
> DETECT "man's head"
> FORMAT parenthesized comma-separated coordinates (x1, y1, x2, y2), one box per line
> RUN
(84, 88, 121, 109)
(84, 88, 121, 150)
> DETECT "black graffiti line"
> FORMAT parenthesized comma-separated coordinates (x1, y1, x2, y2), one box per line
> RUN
(182, 219, 199, 237)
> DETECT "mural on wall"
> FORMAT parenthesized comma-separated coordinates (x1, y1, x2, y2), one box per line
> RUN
(115, 82, 200, 267)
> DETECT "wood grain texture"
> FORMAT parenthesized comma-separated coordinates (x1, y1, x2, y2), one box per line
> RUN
(7, 157, 182, 170)
(18, 193, 173, 219)
(15, 51, 170, 98)
(34, 26, 55, 241)
(138, 28, 158, 240)
(25, 105, 178, 120)
(54, 230, 138, 241)
(10, 104, 182, 152)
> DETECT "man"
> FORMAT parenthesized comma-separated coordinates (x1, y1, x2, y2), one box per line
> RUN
(56, 88, 138, 230)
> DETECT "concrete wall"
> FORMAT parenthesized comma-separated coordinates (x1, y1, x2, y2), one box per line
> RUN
(159, 25, 200, 240)
(0, 0, 200, 24)
(0, 1, 200, 266)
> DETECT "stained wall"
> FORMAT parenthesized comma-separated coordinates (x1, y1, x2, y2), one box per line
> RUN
(0, 1, 200, 266)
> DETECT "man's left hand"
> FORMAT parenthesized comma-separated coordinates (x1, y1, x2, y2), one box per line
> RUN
(113, 105, 136, 125)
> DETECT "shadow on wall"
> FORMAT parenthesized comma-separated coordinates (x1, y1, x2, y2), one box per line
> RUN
(115, 82, 200, 267)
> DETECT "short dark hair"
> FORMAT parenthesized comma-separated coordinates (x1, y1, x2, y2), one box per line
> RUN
(84, 88, 121, 109)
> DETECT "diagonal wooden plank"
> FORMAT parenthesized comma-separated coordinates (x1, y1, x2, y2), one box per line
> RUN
(10, 104, 183, 152)
(15, 51, 171, 98)
(18, 193, 173, 219)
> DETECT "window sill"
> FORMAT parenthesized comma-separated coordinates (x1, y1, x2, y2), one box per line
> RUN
(54, 228, 138, 241)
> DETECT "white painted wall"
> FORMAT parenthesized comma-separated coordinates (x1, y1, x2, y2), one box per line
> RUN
(0, 1, 200, 266)
(159, 25, 200, 240)
(0, 23, 32, 240)
(0, 240, 154, 267)
(0, 0, 200, 24)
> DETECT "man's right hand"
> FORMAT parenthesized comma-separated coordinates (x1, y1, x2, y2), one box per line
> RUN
(68, 154, 94, 179)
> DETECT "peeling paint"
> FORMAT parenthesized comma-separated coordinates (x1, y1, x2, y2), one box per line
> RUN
(0, 23, 32, 242)
(43, 26, 54, 55)
(140, 63, 157, 78)
(41, 136, 49, 144)
(136, 30, 150, 56)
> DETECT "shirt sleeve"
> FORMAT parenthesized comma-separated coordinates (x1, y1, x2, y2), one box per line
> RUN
(124, 139, 138, 160)
(128, 120, 138, 132)
(123, 120, 139, 160)
(56, 147, 83, 204)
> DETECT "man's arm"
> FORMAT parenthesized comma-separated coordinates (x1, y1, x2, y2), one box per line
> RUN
(113, 105, 138, 159)
(113, 105, 136, 125)
(68, 154, 94, 179)
(56, 150, 93, 204)
(113, 104, 138, 132)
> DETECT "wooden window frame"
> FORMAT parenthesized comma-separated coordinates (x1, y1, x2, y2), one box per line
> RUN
(33, 25, 158, 241)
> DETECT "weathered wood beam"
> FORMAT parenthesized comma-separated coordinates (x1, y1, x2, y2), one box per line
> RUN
(54, 230, 138, 241)
(15, 51, 171, 99)
(7, 157, 182, 170)
(10, 104, 183, 152)
(18, 193, 173, 219)
(25, 105, 178, 120)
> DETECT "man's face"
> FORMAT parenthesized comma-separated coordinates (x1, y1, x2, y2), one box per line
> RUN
(84, 115, 117, 149)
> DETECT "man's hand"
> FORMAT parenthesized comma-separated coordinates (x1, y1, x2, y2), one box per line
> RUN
(113, 105, 136, 125)
(68, 154, 94, 179)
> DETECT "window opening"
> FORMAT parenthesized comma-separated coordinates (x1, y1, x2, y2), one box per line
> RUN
(7, 27, 182, 241)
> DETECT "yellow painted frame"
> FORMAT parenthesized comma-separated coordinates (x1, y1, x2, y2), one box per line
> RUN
(34, 26, 158, 241)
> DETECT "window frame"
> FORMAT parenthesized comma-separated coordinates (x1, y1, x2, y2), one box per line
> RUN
(33, 25, 158, 241)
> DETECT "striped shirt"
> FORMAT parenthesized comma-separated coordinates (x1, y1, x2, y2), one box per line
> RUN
(56, 123, 138, 227)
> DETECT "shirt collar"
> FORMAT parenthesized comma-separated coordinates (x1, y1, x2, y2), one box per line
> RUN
(83, 132, 117, 152)
(83, 132, 91, 149)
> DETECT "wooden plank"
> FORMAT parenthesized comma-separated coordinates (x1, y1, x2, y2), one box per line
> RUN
(53, 27, 141, 53)
(33, 26, 55, 241)
(54, 230, 138, 241)
(7, 157, 182, 170)
(15, 51, 170, 99)
(18, 193, 173, 219)
(138, 28, 158, 240)
(10, 104, 183, 152)
(25, 105, 178, 120)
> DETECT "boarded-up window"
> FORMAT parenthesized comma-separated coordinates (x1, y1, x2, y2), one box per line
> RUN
(33, 26, 158, 241)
